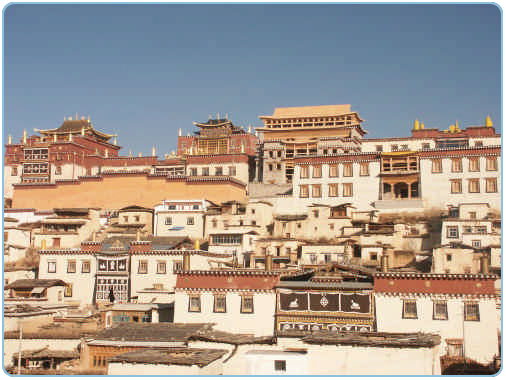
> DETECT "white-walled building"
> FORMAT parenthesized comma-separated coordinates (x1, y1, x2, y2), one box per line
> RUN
(374, 272, 499, 365)
(174, 270, 280, 336)
(154, 199, 212, 239)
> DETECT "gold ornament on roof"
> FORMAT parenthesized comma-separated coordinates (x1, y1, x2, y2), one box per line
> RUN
(485, 115, 493, 127)
(420, 122, 425, 130)
(414, 119, 420, 130)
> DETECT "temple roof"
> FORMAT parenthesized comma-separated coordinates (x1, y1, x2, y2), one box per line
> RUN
(261, 104, 356, 119)
(35, 119, 114, 141)
(193, 117, 244, 133)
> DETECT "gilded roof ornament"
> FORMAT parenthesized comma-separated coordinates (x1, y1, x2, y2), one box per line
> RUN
(486, 115, 493, 127)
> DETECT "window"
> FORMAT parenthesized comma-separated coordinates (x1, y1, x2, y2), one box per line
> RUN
(134, 216, 140, 222)
(402, 300, 417, 319)
(312, 185, 321, 198)
(268, 164, 273, 171)
(187, 217, 195, 225)
(4, 231, 8, 242)
(468, 158, 480, 172)
(138, 260, 148, 274)
(370, 253, 378, 261)
(300, 166, 309, 178)
(202, 167, 209, 176)
(67, 260, 76, 273)
(469, 212, 477, 219)
(375, 145, 383, 152)
(52, 237, 61, 248)
(82, 261, 90, 273)
(11, 167, 17, 176)
(329, 165, 338, 177)
(472, 240, 481, 248)
(214, 294, 227, 313)
(360, 163, 369, 176)
(476, 226, 487, 234)
(212, 219, 217, 228)
(422, 143, 430, 150)
(215, 167, 223, 175)
(486, 178, 498, 193)
(447, 226, 459, 239)
(123, 216, 128, 223)
(192, 204, 200, 210)
(343, 163, 353, 177)
(486, 157, 498, 171)
(55, 166, 62, 175)
(328, 184, 338, 197)
(449, 207, 459, 218)
(241, 295, 254, 313)
(447, 339, 464, 358)
(312, 165, 322, 178)
(468, 179, 480, 193)
(276, 164, 281, 170)
(464, 303, 480, 321)
(157, 261, 166, 274)
(450, 179, 462, 194)
(190, 168, 197, 176)
(228, 166, 236, 176)
(432, 159, 442, 173)
(451, 158, 462, 172)
(313, 210, 319, 218)
(48, 261, 56, 273)
(343, 183, 353, 197)
(433, 301, 448, 320)
(300, 185, 309, 198)
(165, 217, 172, 225)
(64, 284, 73, 297)
(189, 295, 201, 312)
(391, 144, 399, 151)
(275, 360, 286, 372)
(168, 205, 176, 210)
(173, 260, 183, 272)
(401, 144, 409, 150)
(446, 254, 452, 261)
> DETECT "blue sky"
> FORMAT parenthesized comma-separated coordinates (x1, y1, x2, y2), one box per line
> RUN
(3, 4, 501, 155)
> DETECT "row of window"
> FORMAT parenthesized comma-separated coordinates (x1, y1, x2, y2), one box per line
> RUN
(137, 260, 182, 274)
(402, 300, 479, 321)
(446, 225, 488, 239)
(47, 260, 90, 274)
(210, 234, 243, 245)
(188, 294, 254, 314)
(450, 178, 498, 194)
(300, 163, 369, 179)
(189, 166, 236, 176)
(165, 216, 194, 225)
(24, 148, 49, 160)
(300, 183, 354, 198)
(23, 163, 49, 174)
(432, 157, 498, 173)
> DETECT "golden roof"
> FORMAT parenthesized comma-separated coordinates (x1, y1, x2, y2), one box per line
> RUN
(263, 104, 353, 119)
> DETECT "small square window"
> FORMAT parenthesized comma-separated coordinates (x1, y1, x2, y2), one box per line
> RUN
(275, 360, 286, 372)
(214, 294, 227, 313)
(402, 300, 417, 319)
(157, 261, 166, 274)
(48, 261, 56, 273)
(189, 295, 201, 312)
(187, 217, 195, 225)
(82, 261, 91, 273)
(241, 295, 254, 314)
(67, 260, 76, 273)
(64, 284, 73, 298)
(433, 301, 448, 320)
(464, 303, 480, 321)
(138, 261, 148, 274)
(165, 217, 172, 225)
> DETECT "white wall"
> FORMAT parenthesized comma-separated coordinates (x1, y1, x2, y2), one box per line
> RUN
(174, 290, 276, 337)
(375, 294, 498, 364)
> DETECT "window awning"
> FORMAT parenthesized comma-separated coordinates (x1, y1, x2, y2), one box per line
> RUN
(30, 287, 46, 295)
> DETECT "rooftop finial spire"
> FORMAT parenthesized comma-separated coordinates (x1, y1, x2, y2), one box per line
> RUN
(217, 112, 220, 120)
(486, 115, 493, 127)
(414, 119, 420, 130)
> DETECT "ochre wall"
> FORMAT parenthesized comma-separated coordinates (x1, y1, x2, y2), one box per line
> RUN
(262, 128, 350, 140)
(12, 175, 247, 209)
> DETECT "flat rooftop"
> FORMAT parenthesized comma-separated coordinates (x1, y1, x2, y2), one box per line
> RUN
(265, 104, 353, 119)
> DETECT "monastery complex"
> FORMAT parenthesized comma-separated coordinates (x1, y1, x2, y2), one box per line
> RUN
(3, 104, 502, 375)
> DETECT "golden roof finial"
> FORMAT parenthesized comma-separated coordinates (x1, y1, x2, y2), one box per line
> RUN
(178, 128, 182, 137)
(217, 112, 220, 120)
(449, 124, 456, 133)
(414, 119, 420, 130)
(152, 146, 156, 156)
(486, 115, 493, 127)
(129, 149, 132, 157)
(420, 122, 425, 130)
(455, 120, 461, 132)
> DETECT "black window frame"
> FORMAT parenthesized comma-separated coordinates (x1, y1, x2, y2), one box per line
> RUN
(433, 301, 448, 320)
(402, 299, 418, 319)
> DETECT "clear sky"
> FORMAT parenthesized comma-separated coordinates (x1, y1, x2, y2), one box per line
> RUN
(4, 4, 501, 155)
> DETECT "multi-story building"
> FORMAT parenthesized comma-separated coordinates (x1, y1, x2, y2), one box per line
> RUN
(177, 116, 258, 187)
(374, 272, 499, 366)
(256, 105, 366, 184)
(153, 199, 212, 239)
